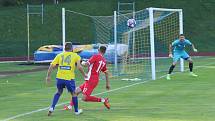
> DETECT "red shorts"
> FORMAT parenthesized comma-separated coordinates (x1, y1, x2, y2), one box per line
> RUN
(79, 79, 99, 96)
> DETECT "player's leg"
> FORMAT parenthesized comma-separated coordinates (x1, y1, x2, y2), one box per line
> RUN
(64, 98, 74, 110)
(183, 52, 198, 77)
(65, 80, 83, 115)
(71, 92, 83, 115)
(64, 83, 84, 110)
(81, 81, 110, 109)
(50, 89, 63, 109)
(82, 94, 104, 102)
(48, 78, 64, 116)
(82, 94, 110, 109)
(81, 81, 101, 102)
(168, 62, 177, 74)
(167, 53, 179, 80)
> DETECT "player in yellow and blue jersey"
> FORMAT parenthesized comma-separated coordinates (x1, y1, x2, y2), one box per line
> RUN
(167, 34, 198, 80)
(46, 42, 86, 116)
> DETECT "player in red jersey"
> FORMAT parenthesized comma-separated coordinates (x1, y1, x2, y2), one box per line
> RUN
(64, 46, 111, 110)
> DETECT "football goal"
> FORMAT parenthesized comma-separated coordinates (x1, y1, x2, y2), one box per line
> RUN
(62, 7, 184, 81)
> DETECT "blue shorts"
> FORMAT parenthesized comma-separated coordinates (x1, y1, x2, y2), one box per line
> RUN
(56, 78, 76, 93)
(173, 51, 190, 62)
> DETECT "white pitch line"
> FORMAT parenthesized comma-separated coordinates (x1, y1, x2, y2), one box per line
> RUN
(196, 66, 215, 69)
(0, 61, 27, 64)
(2, 61, 215, 121)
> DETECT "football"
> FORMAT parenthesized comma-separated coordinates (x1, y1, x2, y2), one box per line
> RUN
(127, 18, 136, 28)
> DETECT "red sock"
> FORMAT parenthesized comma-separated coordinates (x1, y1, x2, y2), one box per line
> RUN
(70, 98, 74, 106)
(85, 96, 101, 102)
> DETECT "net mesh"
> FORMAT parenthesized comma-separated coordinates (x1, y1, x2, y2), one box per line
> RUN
(153, 10, 181, 77)
(92, 9, 181, 80)
(65, 10, 94, 44)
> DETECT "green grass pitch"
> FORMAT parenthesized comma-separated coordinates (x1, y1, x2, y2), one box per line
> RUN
(0, 57, 215, 121)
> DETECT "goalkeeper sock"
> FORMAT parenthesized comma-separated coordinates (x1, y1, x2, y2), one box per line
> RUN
(84, 95, 102, 102)
(51, 92, 61, 109)
(72, 96, 79, 112)
(189, 62, 193, 72)
(168, 65, 175, 74)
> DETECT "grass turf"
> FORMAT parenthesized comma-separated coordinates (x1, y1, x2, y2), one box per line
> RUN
(0, 57, 215, 121)
(0, 62, 47, 72)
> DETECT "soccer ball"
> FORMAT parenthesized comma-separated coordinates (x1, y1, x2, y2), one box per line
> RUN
(127, 18, 136, 28)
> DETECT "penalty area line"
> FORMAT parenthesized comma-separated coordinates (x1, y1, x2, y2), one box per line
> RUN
(2, 61, 215, 121)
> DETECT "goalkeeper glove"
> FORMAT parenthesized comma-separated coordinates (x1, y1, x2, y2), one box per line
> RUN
(193, 48, 198, 52)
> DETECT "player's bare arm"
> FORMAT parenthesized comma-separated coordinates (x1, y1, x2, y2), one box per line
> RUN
(46, 64, 57, 86)
(191, 44, 198, 52)
(104, 71, 110, 90)
(169, 44, 173, 58)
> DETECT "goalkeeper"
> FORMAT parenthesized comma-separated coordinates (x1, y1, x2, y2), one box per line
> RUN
(167, 34, 198, 80)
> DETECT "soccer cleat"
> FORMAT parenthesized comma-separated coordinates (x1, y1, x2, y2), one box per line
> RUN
(166, 74, 171, 80)
(63, 105, 72, 110)
(75, 109, 83, 115)
(48, 107, 54, 116)
(189, 72, 198, 77)
(104, 98, 110, 110)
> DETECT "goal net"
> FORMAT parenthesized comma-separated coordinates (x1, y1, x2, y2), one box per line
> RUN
(92, 7, 183, 80)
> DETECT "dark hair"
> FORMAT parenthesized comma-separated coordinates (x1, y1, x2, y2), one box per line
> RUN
(99, 46, 106, 54)
(179, 34, 185, 37)
(65, 42, 72, 51)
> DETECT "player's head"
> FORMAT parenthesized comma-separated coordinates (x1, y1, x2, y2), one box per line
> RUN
(179, 34, 185, 41)
(65, 42, 73, 51)
(98, 46, 106, 55)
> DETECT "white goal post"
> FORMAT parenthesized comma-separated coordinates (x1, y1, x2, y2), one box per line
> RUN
(148, 7, 184, 80)
(112, 7, 184, 80)
(62, 8, 66, 52)
(61, 7, 184, 81)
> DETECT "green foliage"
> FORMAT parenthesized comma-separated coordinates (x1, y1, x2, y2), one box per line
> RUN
(0, 0, 59, 7)
(0, 0, 16, 7)
(0, 0, 214, 57)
